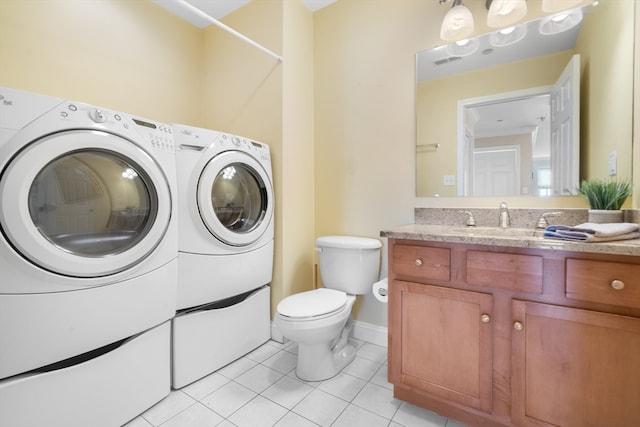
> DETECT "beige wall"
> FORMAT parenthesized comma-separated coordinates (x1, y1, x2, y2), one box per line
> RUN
(0, 0, 202, 124)
(575, 0, 634, 183)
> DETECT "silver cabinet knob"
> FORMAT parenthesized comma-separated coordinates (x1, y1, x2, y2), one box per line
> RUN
(481, 314, 491, 323)
(611, 280, 625, 290)
(415, 258, 423, 267)
(513, 321, 524, 331)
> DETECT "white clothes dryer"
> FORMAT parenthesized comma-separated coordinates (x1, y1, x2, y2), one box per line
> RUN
(0, 87, 178, 381)
(172, 124, 273, 388)
(173, 123, 274, 308)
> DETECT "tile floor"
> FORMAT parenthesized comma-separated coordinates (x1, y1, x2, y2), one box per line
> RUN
(124, 339, 467, 427)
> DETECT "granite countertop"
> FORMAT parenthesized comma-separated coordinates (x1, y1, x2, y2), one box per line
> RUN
(380, 224, 640, 257)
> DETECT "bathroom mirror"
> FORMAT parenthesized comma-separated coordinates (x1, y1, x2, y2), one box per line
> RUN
(416, 0, 635, 197)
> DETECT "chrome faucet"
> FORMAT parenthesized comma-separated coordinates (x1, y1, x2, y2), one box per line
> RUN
(536, 211, 562, 229)
(460, 210, 476, 226)
(499, 202, 510, 228)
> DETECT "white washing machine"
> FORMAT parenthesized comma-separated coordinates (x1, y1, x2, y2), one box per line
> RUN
(0, 87, 177, 426)
(172, 123, 273, 388)
(173, 123, 274, 308)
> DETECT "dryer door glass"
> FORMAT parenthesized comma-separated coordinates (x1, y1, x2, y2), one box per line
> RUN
(27, 149, 158, 257)
(211, 163, 267, 233)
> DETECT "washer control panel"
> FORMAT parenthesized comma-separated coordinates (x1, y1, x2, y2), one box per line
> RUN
(59, 102, 175, 152)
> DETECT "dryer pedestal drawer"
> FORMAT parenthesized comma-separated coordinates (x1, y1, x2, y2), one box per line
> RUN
(0, 321, 171, 427)
(172, 285, 271, 389)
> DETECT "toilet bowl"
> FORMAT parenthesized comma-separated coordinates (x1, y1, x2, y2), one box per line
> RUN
(274, 236, 381, 381)
(275, 288, 356, 381)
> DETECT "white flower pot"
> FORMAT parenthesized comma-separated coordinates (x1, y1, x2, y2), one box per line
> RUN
(587, 209, 624, 224)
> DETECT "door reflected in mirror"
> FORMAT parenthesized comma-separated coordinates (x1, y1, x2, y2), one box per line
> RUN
(416, 0, 634, 198)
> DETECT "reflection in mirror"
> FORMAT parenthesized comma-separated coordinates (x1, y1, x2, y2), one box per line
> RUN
(458, 54, 579, 197)
(416, 0, 634, 198)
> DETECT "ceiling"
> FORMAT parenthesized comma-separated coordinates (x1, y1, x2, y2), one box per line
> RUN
(152, 0, 338, 28)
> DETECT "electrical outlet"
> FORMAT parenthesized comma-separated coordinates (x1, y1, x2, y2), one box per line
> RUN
(608, 151, 617, 176)
(443, 175, 455, 186)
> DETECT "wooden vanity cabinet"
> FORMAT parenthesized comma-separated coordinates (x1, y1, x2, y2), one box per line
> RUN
(511, 300, 640, 427)
(390, 280, 493, 412)
(387, 238, 640, 427)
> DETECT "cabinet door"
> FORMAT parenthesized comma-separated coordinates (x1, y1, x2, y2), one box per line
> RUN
(512, 301, 640, 427)
(389, 280, 493, 412)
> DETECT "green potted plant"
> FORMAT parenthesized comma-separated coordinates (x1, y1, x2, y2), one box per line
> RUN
(576, 178, 632, 223)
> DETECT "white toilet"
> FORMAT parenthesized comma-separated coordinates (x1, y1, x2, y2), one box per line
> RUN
(275, 235, 381, 381)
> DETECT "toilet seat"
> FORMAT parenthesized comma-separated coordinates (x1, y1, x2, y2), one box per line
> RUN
(277, 288, 347, 319)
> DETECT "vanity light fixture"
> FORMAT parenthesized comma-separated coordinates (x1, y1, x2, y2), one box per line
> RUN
(447, 37, 480, 56)
(440, 0, 475, 41)
(489, 23, 527, 47)
(489, 23, 528, 47)
(542, 0, 581, 13)
(539, 7, 583, 35)
(486, 0, 527, 28)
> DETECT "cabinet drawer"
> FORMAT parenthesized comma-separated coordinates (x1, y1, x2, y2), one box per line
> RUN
(467, 251, 543, 293)
(566, 259, 640, 309)
(393, 245, 450, 281)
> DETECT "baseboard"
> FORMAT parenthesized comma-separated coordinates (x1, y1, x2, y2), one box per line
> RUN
(351, 320, 388, 348)
(271, 320, 387, 348)
(270, 322, 285, 344)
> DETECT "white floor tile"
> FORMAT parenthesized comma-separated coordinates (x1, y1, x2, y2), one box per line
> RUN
(121, 338, 467, 427)
(245, 341, 282, 363)
(352, 382, 401, 419)
(292, 389, 349, 427)
(234, 364, 284, 394)
(181, 372, 230, 401)
(141, 390, 197, 426)
(158, 402, 224, 427)
(261, 349, 298, 374)
(317, 372, 367, 402)
(227, 395, 288, 427)
(200, 381, 257, 418)
(392, 401, 448, 427)
(369, 363, 393, 390)
(273, 411, 319, 427)
(342, 356, 383, 381)
(330, 404, 391, 427)
(122, 416, 153, 427)
(356, 342, 388, 363)
(217, 356, 258, 379)
(282, 341, 298, 355)
(286, 370, 322, 387)
(262, 375, 314, 409)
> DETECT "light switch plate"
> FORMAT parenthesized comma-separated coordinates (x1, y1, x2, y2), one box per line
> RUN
(608, 151, 617, 176)
(443, 175, 455, 186)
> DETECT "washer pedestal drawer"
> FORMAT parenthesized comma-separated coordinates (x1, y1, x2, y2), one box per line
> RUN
(172, 285, 271, 389)
(0, 321, 171, 427)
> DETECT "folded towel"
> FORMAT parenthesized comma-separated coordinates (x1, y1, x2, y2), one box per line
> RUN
(544, 222, 640, 242)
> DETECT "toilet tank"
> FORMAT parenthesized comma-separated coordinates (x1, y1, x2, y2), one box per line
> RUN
(316, 236, 381, 295)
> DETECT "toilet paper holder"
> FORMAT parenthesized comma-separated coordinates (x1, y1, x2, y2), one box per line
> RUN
(372, 277, 388, 303)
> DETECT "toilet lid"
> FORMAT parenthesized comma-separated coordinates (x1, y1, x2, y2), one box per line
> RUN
(277, 288, 347, 318)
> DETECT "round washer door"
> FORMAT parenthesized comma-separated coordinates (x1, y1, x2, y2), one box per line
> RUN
(197, 150, 273, 247)
(0, 130, 171, 277)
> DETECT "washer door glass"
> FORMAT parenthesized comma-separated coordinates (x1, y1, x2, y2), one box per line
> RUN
(212, 163, 265, 232)
(0, 130, 171, 277)
(28, 150, 156, 257)
(197, 151, 273, 246)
